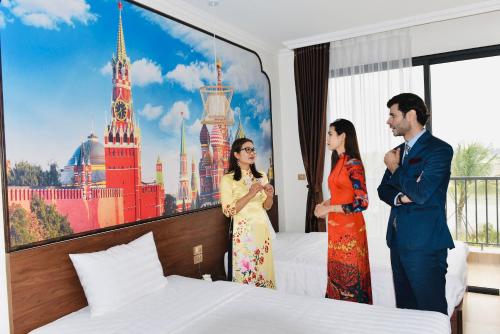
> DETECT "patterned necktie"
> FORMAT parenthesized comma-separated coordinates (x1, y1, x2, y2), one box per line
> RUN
(402, 143, 411, 163)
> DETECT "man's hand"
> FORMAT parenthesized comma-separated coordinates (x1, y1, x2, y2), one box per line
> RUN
(400, 195, 413, 204)
(384, 148, 400, 174)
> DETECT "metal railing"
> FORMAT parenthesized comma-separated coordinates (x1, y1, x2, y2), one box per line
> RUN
(447, 176, 500, 248)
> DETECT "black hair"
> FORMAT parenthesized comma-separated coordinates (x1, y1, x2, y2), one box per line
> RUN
(228, 138, 263, 181)
(386, 93, 429, 126)
(329, 119, 362, 171)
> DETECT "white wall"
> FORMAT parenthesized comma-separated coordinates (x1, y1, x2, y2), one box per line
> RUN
(411, 10, 500, 57)
(277, 11, 500, 232)
(276, 50, 309, 232)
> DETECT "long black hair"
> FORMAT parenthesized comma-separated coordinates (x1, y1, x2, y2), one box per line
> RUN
(329, 119, 362, 171)
(228, 138, 263, 181)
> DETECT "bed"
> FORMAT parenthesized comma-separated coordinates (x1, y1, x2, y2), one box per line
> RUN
(31, 275, 450, 334)
(7, 205, 452, 334)
(225, 232, 468, 329)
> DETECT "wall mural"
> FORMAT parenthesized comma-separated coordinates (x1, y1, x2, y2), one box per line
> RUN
(0, 0, 273, 251)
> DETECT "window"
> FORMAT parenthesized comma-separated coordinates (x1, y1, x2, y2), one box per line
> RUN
(416, 47, 500, 245)
(430, 56, 500, 150)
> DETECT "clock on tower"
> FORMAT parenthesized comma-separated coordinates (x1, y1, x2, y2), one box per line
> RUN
(113, 100, 127, 121)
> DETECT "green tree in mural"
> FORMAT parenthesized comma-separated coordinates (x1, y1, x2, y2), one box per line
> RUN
(41, 163, 62, 187)
(164, 194, 177, 215)
(30, 196, 73, 239)
(9, 204, 38, 247)
(8, 161, 61, 187)
(449, 142, 498, 241)
(8, 161, 43, 187)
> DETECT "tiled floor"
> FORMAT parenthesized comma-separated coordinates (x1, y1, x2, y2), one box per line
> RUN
(463, 253, 500, 334)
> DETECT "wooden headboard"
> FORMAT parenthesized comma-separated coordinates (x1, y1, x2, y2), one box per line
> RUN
(6, 196, 279, 334)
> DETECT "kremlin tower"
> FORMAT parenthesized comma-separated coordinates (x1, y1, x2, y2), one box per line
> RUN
(103, 1, 164, 222)
(235, 113, 246, 139)
(176, 116, 192, 211)
(156, 155, 164, 187)
(191, 157, 200, 209)
(199, 124, 215, 207)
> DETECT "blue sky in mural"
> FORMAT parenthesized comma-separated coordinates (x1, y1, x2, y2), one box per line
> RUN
(0, 0, 272, 195)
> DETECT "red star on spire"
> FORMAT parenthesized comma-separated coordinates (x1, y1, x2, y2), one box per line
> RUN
(118, 1, 123, 10)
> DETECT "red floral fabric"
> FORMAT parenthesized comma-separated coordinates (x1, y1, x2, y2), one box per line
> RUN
(326, 154, 372, 304)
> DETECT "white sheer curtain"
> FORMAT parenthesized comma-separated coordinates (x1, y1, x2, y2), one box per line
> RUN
(326, 29, 423, 238)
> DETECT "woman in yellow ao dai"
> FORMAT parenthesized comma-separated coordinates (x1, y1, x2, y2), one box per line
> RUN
(220, 138, 276, 289)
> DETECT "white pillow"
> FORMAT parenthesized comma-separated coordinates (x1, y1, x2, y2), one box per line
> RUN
(69, 232, 166, 317)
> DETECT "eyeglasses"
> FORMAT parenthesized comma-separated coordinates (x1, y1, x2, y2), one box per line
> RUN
(240, 147, 256, 154)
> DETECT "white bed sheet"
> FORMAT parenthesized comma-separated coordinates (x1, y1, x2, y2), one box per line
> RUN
(273, 232, 468, 317)
(31, 275, 450, 334)
(225, 232, 468, 317)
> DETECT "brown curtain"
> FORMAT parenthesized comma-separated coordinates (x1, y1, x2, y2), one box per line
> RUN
(294, 43, 330, 233)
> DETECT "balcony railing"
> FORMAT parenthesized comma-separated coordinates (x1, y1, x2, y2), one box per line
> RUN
(447, 176, 500, 248)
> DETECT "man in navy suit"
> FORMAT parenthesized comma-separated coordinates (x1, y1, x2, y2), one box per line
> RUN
(377, 93, 454, 315)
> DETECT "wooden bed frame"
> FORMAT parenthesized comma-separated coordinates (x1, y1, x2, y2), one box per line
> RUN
(6, 197, 279, 334)
(450, 299, 464, 334)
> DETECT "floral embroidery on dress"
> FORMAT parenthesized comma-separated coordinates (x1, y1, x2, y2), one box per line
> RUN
(233, 220, 275, 289)
(222, 202, 237, 217)
(241, 169, 263, 189)
(341, 158, 369, 214)
(327, 260, 371, 303)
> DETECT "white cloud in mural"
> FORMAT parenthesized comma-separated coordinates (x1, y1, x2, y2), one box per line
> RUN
(131, 58, 164, 87)
(187, 118, 202, 137)
(100, 61, 112, 75)
(0, 12, 6, 29)
(160, 100, 190, 133)
(224, 62, 267, 96)
(140, 103, 163, 120)
(100, 58, 164, 87)
(20, 12, 53, 29)
(176, 50, 188, 59)
(166, 61, 214, 91)
(3, 0, 96, 30)
(246, 98, 265, 114)
(138, 9, 269, 102)
(260, 119, 271, 139)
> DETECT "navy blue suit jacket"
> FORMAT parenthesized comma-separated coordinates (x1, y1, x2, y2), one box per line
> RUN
(377, 131, 455, 251)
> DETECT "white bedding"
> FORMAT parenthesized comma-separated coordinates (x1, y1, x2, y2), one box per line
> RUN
(32, 275, 450, 334)
(225, 232, 468, 317)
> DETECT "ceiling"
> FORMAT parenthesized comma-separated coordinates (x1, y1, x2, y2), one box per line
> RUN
(176, 0, 495, 49)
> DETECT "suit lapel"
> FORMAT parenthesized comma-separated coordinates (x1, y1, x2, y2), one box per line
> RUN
(402, 130, 432, 167)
